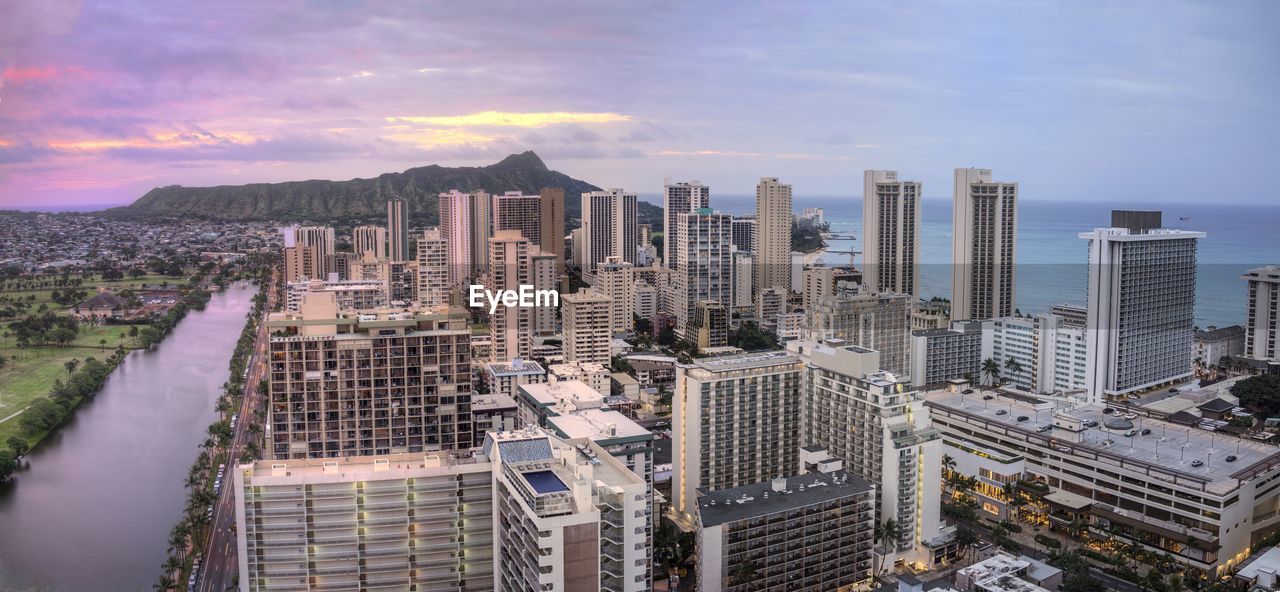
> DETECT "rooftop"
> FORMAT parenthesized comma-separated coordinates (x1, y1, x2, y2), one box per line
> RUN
(546, 408, 652, 443)
(926, 388, 1280, 494)
(685, 350, 800, 373)
(473, 393, 518, 413)
(518, 380, 606, 409)
(1197, 325, 1245, 342)
(697, 470, 874, 527)
(485, 358, 545, 376)
(522, 470, 569, 494)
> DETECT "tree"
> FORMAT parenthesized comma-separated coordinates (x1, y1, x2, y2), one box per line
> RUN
(1004, 356, 1024, 383)
(981, 357, 1002, 387)
(952, 527, 979, 563)
(730, 321, 779, 352)
(6, 437, 29, 458)
(99, 338, 108, 351)
(64, 358, 80, 379)
(153, 574, 174, 591)
(1233, 375, 1280, 417)
(730, 560, 758, 586)
(875, 518, 901, 575)
(0, 449, 17, 482)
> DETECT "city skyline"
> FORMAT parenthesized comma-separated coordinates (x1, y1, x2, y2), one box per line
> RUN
(2, 0, 1279, 208)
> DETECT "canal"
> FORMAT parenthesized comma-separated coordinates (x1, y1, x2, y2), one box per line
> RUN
(0, 282, 256, 592)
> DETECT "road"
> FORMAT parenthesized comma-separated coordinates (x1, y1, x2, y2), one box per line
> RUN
(197, 274, 275, 592)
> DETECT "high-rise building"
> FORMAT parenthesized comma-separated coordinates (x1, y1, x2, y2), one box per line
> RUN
(689, 300, 729, 350)
(1081, 210, 1203, 399)
(235, 428, 650, 592)
(863, 170, 921, 298)
(283, 245, 316, 283)
(951, 168, 1017, 321)
(985, 313, 1087, 394)
(562, 290, 612, 364)
(808, 292, 911, 378)
(662, 179, 711, 270)
(634, 283, 658, 326)
(730, 217, 756, 253)
(416, 228, 449, 308)
(488, 230, 534, 362)
(492, 191, 541, 244)
(266, 293, 474, 457)
(293, 226, 335, 279)
(439, 190, 473, 288)
(325, 252, 355, 281)
(753, 178, 793, 296)
(909, 320, 988, 388)
(595, 256, 637, 335)
(468, 191, 492, 281)
(285, 278, 387, 312)
(580, 188, 638, 273)
(538, 187, 566, 272)
(672, 209, 733, 339)
(1244, 265, 1280, 361)
(789, 340, 949, 567)
(730, 249, 754, 309)
(353, 225, 388, 261)
(489, 429, 651, 592)
(530, 249, 559, 336)
(757, 286, 785, 323)
(801, 265, 861, 311)
(672, 351, 804, 523)
(387, 199, 409, 262)
(695, 469, 875, 592)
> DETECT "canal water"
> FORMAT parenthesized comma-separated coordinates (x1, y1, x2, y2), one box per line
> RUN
(0, 282, 256, 592)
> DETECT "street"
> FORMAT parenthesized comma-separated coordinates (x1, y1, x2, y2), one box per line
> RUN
(197, 276, 275, 592)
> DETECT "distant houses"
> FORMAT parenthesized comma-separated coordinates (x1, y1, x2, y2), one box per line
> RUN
(74, 291, 125, 319)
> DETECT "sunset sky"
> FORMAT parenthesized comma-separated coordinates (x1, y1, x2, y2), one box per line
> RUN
(1, 0, 1277, 209)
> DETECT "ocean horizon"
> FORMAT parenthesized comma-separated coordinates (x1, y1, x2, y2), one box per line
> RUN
(643, 193, 1277, 330)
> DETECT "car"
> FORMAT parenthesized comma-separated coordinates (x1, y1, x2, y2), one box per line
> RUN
(1038, 425, 1052, 432)
(982, 395, 994, 400)
(1083, 420, 1099, 428)
(1226, 455, 1238, 463)
(1125, 429, 1139, 437)
(995, 410, 1008, 415)
(1056, 446, 1071, 452)
(218, 463, 226, 470)
(1124, 413, 1138, 420)
(1190, 460, 1204, 467)
(1016, 415, 1029, 422)
(962, 389, 974, 394)
(1141, 429, 1152, 435)
(1103, 408, 1114, 414)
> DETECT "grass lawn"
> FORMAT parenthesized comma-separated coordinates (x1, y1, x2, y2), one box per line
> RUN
(0, 274, 185, 321)
(0, 324, 146, 447)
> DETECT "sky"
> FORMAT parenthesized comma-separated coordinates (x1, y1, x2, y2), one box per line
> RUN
(1, 0, 1278, 209)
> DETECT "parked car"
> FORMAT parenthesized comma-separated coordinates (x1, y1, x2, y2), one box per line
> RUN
(995, 410, 1008, 416)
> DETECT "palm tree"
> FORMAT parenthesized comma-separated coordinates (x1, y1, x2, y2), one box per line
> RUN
(64, 358, 79, 378)
(99, 338, 107, 351)
(1004, 356, 1024, 385)
(153, 574, 174, 591)
(1166, 573, 1185, 592)
(162, 554, 181, 576)
(981, 357, 1002, 387)
(875, 518, 900, 575)
(953, 527, 978, 564)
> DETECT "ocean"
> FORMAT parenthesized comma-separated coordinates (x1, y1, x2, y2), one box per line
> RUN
(640, 194, 1280, 329)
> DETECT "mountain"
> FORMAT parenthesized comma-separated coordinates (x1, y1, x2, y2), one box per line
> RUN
(106, 151, 663, 229)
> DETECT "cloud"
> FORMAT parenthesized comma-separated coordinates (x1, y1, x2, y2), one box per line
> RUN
(386, 111, 631, 128)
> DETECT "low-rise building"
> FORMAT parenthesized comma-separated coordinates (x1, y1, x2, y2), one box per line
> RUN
(547, 361, 611, 395)
(516, 380, 607, 428)
(926, 383, 1280, 578)
(471, 393, 519, 446)
(1195, 325, 1246, 369)
(482, 358, 546, 400)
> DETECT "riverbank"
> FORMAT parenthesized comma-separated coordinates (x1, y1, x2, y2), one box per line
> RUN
(0, 279, 213, 477)
(0, 282, 258, 592)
